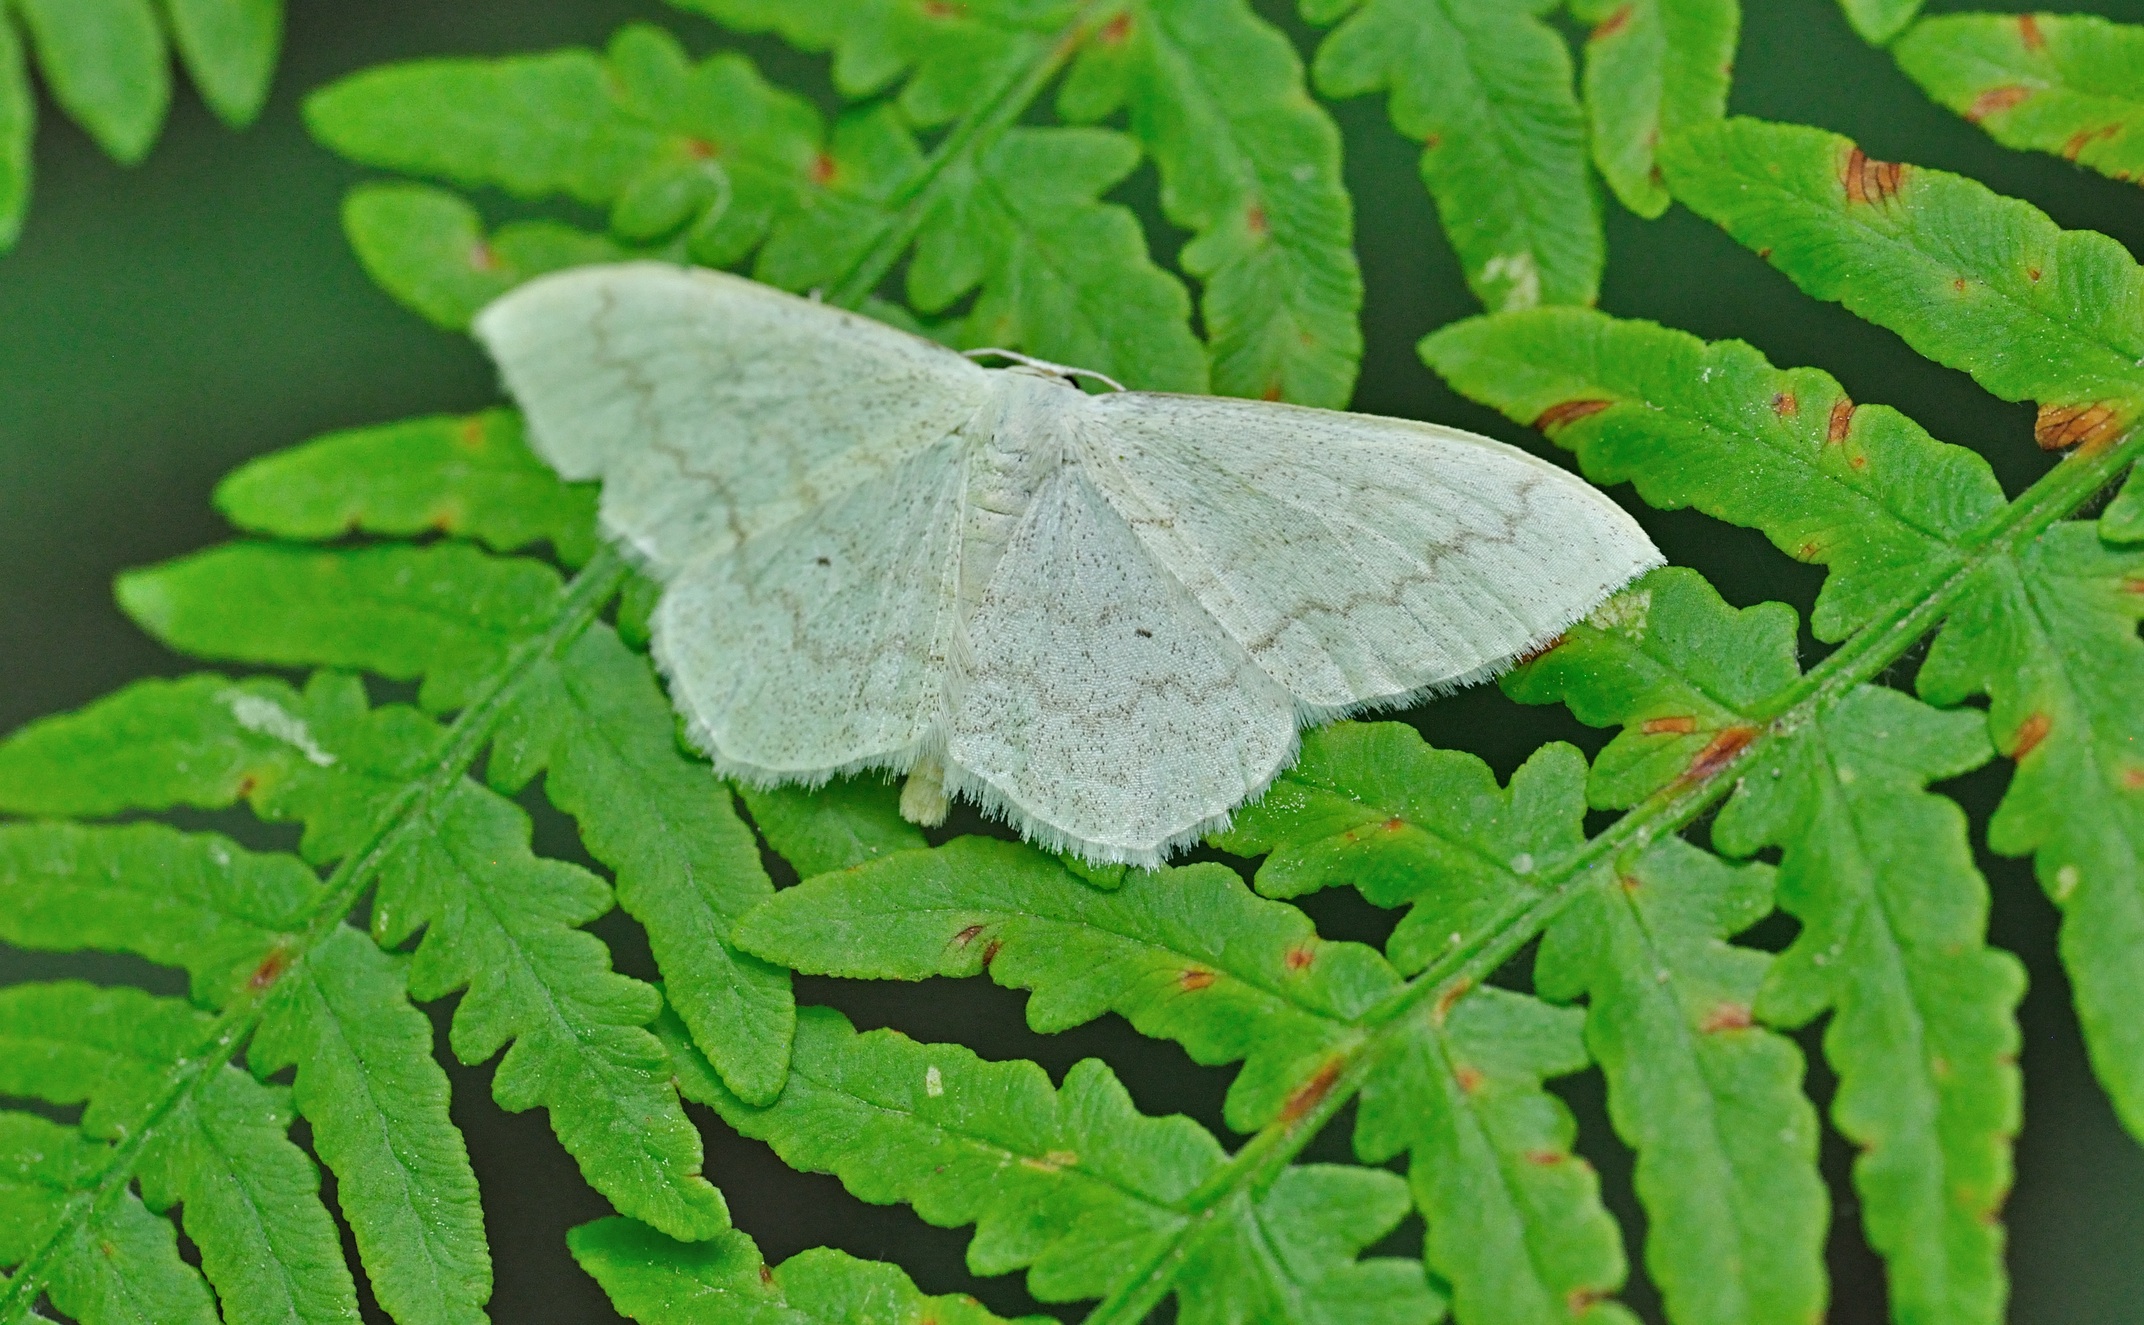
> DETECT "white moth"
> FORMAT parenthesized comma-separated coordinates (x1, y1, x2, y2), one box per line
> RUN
(475, 264, 1661, 866)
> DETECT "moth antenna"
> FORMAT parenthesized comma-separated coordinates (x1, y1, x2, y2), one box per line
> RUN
(962, 347, 1127, 393)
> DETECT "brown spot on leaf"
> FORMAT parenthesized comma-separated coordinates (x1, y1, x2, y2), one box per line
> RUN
(1827, 398, 1856, 443)
(1771, 391, 1798, 417)
(1849, 454, 1868, 470)
(2063, 125, 2120, 161)
(468, 241, 501, 273)
(1179, 967, 1216, 992)
(1381, 816, 1407, 833)
(981, 938, 1003, 968)
(1756, 247, 1772, 260)
(1966, 85, 2034, 122)
(2122, 766, 2144, 790)
(249, 947, 291, 991)
(809, 153, 838, 186)
(1433, 977, 1474, 1027)
(2035, 401, 2124, 451)
(1953, 277, 1969, 293)
(758, 1263, 774, 1285)
(2010, 711, 2051, 760)
(1619, 873, 1642, 894)
(1641, 715, 1698, 735)
(2125, 576, 2144, 596)
(684, 136, 719, 159)
(236, 774, 258, 798)
(1246, 202, 1268, 239)
(456, 417, 488, 449)
(1280, 1058, 1343, 1122)
(1700, 1002, 1753, 1032)
(1794, 540, 1820, 560)
(2019, 13, 2046, 50)
(1533, 398, 1614, 432)
(1841, 147, 1906, 205)
(1098, 12, 1132, 44)
(1019, 1149, 1078, 1172)
(1260, 381, 1284, 402)
(1285, 945, 1315, 972)
(951, 924, 985, 948)
(922, 0, 967, 16)
(1452, 1064, 1485, 1094)
(1590, 4, 1632, 39)
(1684, 726, 1757, 782)
(1568, 1288, 1608, 1315)
(1524, 1149, 1565, 1166)
(429, 505, 464, 534)
(2027, 266, 2042, 283)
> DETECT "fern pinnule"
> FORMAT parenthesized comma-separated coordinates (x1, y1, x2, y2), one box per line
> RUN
(736, 836, 1403, 1133)
(1305, 0, 1598, 313)
(1535, 841, 1825, 1325)
(1568, 0, 1739, 219)
(1894, 10, 2144, 187)
(0, 0, 283, 250)
(572, 1216, 1056, 1324)
(660, 1003, 1442, 1323)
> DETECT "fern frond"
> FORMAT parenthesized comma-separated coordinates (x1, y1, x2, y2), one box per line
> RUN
(250, 927, 491, 1325)
(0, 504, 753, 1315)
(1534, 840, 1825, 1325)
(1307, 0, 1598, 312)
(0, 982, 362, 1324)
(574, 1219, 1058, 1324)
(0, 1111, 219, 1325)
(0, 0, 281, 249)
(1656, 118, 2144, 1144)
(1569, 0, 1739, 218)
(1894, 12, 2144, 188)
(1510, 570, 2022, 1323)
(216, 409, 600, 565)
(1057, 0, 1363, 406)
(737, 837, 1402, 1131)
(736, 777, 927, 878)
(0, 820, 313, 1005)
(112, 514, 800, 1107)
(661, 1004, 1441, 1322)
(159, 412, 797, 1099)
(1422, 305, 2008, 641)
(1349, 982, 1625, 1325)
(341, 183, 632, 332)
(304, 18, 1211, 392)
(1216, 730, 1591, 974)
(1662, 118, 2144, 416)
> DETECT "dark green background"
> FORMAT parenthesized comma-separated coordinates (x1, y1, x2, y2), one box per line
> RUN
(2, 1, 2140, 1321)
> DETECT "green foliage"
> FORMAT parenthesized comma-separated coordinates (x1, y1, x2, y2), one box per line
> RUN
(0, 0, 281, 249)
(5, 8, 2144, 1325)
(1837, 0, 1924, 45)
(1894, 12, 2144, 187)
(1569, 0, 1739, 218)
(572, 1218, 1054, 1325)
(663, 1006, 1439, 1323)
(1307, 0, 1597, 311)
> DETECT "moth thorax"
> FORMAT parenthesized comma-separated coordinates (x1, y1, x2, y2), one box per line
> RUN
(957, 372, 1080, 610)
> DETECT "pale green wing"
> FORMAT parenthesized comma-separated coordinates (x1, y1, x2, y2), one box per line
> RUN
(946, 465, 1298, 866)
(473, 263, 992, 573)
(653, 434, 970, 782)
(1077, 394, 1662, 714)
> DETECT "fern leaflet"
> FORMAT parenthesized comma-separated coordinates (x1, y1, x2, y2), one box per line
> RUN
(0, 0, 282, 249)
(1894, 11, 2144, 188)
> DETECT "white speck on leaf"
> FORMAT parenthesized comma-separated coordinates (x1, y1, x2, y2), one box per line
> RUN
(223, 692, 336, 767)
